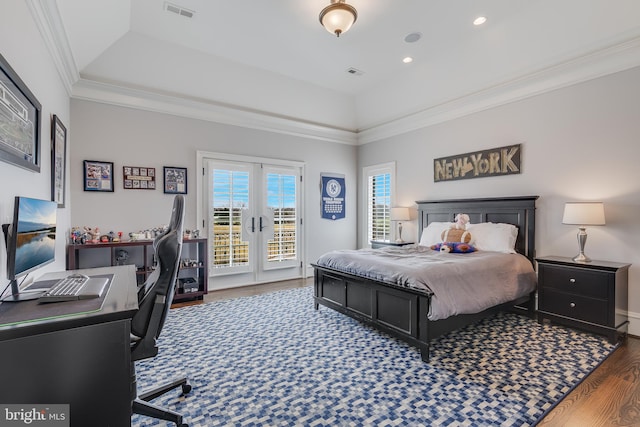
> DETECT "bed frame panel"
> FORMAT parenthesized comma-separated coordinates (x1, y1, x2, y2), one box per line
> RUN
(313, 196, 538, 362)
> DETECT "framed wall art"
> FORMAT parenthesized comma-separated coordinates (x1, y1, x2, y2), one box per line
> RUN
(123, 166, 156, 190)
(83, 160, 114, 192)
(51, 115, 66, 207)
(320, 172, 345, 220)
(433, 143, 522, 182)
(0, 53, 42, 172)
(163, 166, 187, 194)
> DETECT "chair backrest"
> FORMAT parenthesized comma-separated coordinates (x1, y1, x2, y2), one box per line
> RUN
(131, 195, 185, 352)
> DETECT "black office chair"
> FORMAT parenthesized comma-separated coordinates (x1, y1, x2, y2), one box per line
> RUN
(131, 195, 191, 427)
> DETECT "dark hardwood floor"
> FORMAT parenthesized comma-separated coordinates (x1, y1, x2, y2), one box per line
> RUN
(175, 279, 640, 426)
(539, 335, 640, 426)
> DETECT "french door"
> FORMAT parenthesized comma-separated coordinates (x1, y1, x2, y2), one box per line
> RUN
(204, 156, 303, 288)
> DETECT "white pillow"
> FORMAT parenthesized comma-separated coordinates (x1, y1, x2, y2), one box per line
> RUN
(419, 222, 453, 246)
(466, 222, 518, 253)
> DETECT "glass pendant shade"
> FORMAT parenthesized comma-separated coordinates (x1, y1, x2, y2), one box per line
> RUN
(319, 1, 357, 37)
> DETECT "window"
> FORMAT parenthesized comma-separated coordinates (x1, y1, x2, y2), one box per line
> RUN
(363, 162, 395, 246)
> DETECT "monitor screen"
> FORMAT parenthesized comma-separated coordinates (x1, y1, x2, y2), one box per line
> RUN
(6, 196, 57, 280)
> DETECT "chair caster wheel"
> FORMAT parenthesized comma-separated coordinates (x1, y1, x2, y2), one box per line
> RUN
(182, 383, 192, 394)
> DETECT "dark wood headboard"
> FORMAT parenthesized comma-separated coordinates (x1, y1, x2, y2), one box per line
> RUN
(416, 196, 538, 263)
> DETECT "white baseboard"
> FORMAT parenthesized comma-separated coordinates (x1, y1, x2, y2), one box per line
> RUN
(628, 310, 640, 337)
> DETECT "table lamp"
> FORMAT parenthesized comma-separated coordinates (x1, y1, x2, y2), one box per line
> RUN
(391, 207, 410, 243)
(562, 202, 605, 262)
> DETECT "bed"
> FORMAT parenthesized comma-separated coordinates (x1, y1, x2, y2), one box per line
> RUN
(312, 196, 538, 362)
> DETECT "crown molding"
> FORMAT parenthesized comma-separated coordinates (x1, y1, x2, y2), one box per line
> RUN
(357, 35, 640, 145)
(72, 79, 358, 145)
(27, 0, 79, 96)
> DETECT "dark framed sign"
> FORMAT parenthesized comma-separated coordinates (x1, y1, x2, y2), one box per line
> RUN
(83, 160, 114, 192)
(51, 115, 67, 207)
(123, 166, 156, 190)
(163, 166, 187, 194)
(0, 53, 41, 172)
(433, 143, 522, 182)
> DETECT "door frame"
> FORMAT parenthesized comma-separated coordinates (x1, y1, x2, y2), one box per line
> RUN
(196, 151, 306, 289)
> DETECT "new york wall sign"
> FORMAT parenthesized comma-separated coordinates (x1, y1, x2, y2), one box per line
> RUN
(434, 144, 521, 182)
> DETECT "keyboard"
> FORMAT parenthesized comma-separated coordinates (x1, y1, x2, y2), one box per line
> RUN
(38, 274, 110, 303)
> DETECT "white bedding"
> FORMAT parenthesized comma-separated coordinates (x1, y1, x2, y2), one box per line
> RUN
(315, 245, 537, 320)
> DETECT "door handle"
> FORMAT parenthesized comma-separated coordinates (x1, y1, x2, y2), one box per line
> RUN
(251, 217, 255, 233)
(259, 216, 264, 232)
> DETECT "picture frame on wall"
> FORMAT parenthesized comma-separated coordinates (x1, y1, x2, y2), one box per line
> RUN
(123, 165, 156, 190)
(51, 115, 67, 207)
(83, 160, 114, 192)
(163, 166, 187, 194)
(0, 53, 42, 172)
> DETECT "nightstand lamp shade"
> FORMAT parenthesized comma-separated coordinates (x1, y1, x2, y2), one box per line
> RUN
(562, 202, 605, 263)
(391, 207, 410, 243)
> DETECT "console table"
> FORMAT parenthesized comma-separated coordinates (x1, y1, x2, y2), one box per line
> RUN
(67, 238, 208, 302)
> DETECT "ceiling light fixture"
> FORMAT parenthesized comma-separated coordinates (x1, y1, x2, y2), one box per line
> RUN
(403, 57, 413, 64)
(319, 0, 358, 37)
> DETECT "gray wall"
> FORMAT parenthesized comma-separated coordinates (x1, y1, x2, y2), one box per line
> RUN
(358, 66, 640, 335)
(0, 2, 70, 286)
(70, 100, 357, 276)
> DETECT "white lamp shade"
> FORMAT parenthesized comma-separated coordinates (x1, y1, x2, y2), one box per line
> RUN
(562, 202, 605, 225)
(390, 207, 410, 221)
(320, 2, 357, 36)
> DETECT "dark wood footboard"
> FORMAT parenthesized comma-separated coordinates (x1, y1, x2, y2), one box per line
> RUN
(313, 196, 538, 362)
(313, 264, 534, 362)
(313, 264, 433, 361)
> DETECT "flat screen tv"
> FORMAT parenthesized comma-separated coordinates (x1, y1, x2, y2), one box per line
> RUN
(2, 196, 57, 301)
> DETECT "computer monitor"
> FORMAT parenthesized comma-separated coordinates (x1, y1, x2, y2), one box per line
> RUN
(2, 196, 57, 301)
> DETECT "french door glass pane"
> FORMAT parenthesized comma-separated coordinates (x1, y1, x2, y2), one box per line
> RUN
(212, 169, 250, 268)
(266, 173, 297, 262)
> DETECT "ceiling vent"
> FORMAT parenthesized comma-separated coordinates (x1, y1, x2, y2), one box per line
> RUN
(164, 2, 195, 18)
(346, 67, 364, 76)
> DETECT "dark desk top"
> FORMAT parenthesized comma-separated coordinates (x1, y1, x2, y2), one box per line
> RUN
(0, 265, 138, 341)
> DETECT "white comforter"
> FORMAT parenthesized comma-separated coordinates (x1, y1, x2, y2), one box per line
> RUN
(315, 245, 537, 320)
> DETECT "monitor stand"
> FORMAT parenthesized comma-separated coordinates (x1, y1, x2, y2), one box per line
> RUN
(0, 280, 46, 302)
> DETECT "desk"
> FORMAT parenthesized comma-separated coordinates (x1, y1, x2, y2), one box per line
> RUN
(0, 265, 138, 426)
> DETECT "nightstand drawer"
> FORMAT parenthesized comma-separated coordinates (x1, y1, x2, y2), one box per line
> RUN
(539, 290, 608, 325)
(539, 264, 608, 299)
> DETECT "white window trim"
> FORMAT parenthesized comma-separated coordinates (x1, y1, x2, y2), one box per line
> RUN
(361, 161, 396, 248)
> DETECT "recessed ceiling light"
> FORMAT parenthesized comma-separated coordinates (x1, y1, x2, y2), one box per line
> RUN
(404, 32, 422, 43)
(403, 57, 413, 64)
(473, 16, 487, 26)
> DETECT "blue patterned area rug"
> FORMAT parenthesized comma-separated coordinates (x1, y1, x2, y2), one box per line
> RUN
(132, 287, 618, 426)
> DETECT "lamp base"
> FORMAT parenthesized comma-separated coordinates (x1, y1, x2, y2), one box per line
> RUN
(572, 253, 592, 263)
(573, 227, 591, 263)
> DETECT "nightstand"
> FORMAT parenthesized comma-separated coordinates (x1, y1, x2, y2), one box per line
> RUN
(536, 256, 630, 344)
(370, 240, 414, 249)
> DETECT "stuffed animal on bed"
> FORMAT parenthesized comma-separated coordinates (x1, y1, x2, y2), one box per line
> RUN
(430, 242, 476, 253)
(440, 213, 472, 243)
